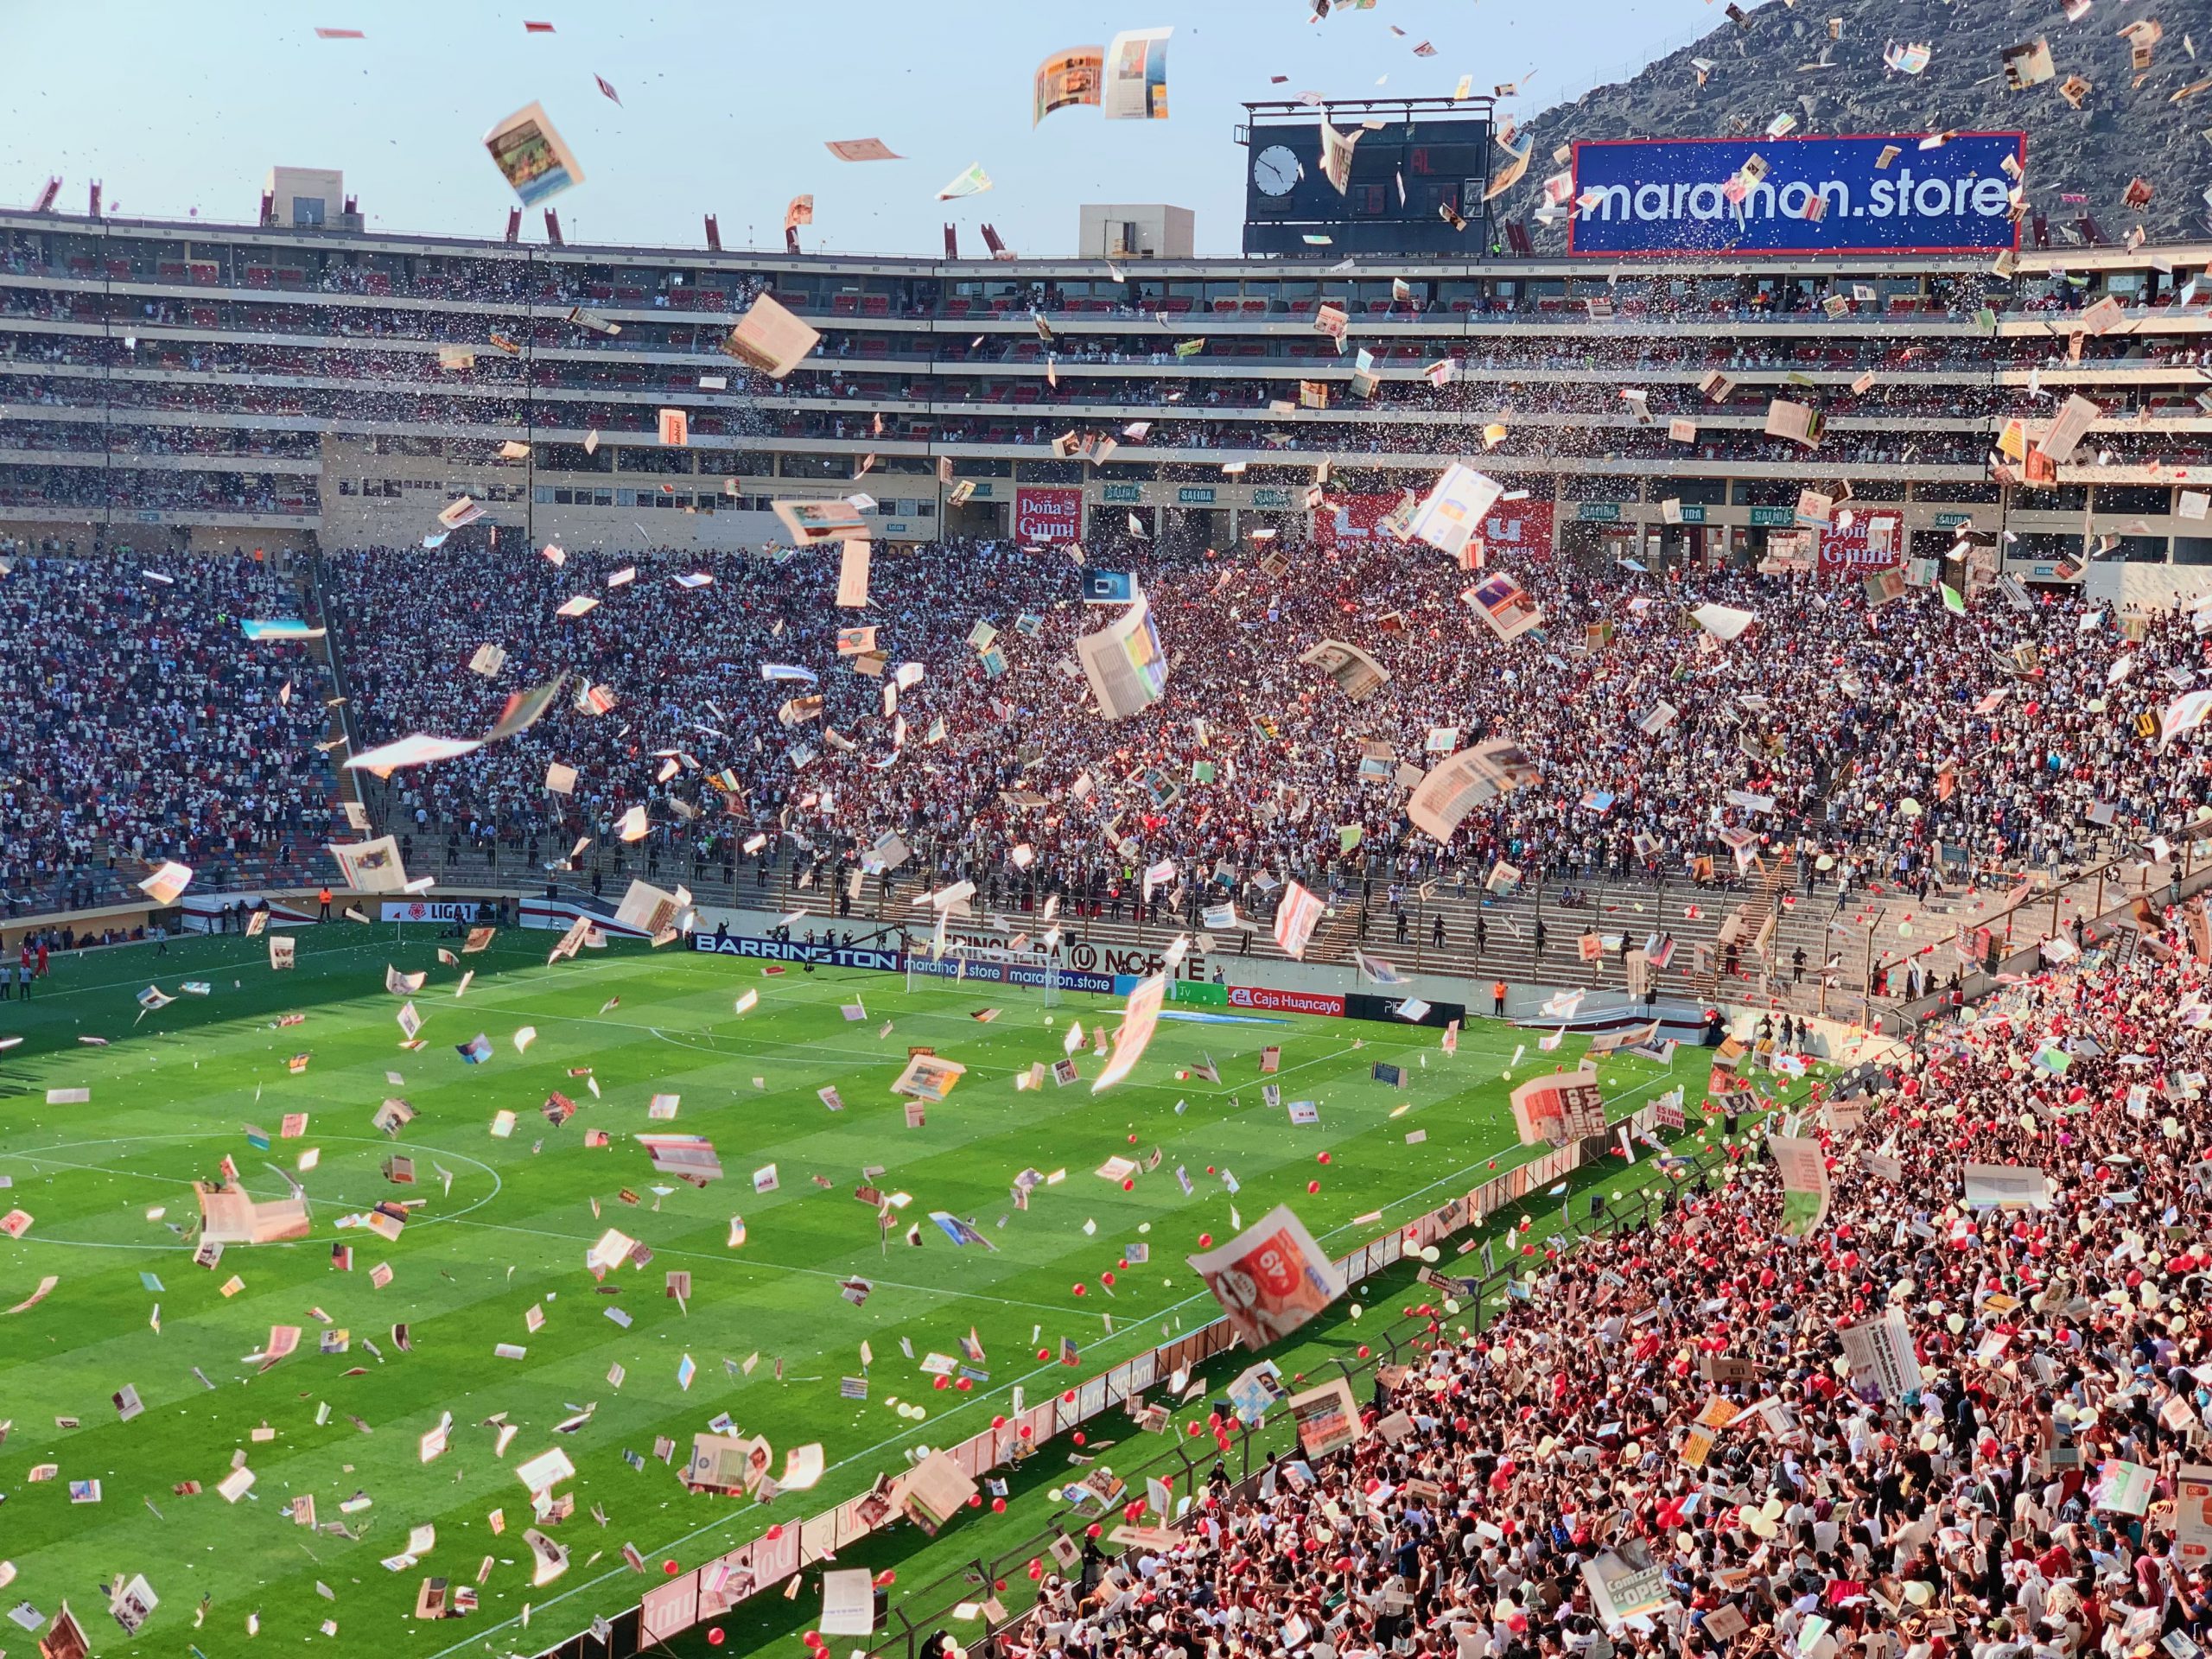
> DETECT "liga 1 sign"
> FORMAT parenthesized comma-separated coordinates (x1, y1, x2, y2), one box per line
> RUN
(1568, 133, 2025, 257)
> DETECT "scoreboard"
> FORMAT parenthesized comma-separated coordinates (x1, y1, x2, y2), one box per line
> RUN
(1241, 98, 1497, 257)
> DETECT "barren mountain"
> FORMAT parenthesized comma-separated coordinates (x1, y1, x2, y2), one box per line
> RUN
(1497, 0, 2209, 251)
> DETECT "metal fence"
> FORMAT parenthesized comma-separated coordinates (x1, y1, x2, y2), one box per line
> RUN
(849, 1137, 1736, 1659)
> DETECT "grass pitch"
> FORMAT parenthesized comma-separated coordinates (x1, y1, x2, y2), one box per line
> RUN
(0, 925, 1696, 1656)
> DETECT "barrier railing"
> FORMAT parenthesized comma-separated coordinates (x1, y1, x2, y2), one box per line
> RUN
(847, 1134, 1740, 1659)
(524, 1098, 1735, 1659)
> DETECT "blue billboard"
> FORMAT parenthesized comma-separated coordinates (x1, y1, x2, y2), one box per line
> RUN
(1082, 569, 1136, 603)
(906, 954, 1116, 996)
(1567, 133, 2024, 257)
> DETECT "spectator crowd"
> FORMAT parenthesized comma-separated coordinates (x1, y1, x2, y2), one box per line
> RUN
(323, 531, 2212, 931)
(0, 548, 341, 916)
(1005, 926, 2212, 1659)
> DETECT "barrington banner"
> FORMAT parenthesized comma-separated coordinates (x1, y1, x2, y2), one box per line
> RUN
(690, 933, 904, 972)
(1568, 133, 2025, 257)
(690, 931, 1116, 993)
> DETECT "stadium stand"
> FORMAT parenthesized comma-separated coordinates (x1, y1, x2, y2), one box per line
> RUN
(983, 937, 2212, 1659)
(2, 212, 2210, 1022)
(0, 550, 340, 917)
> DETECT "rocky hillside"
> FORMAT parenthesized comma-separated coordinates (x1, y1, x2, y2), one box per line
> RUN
(1497, 0, 2209, 250)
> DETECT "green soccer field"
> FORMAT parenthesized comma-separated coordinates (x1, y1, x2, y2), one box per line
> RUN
(0, 925, 1704, 1657)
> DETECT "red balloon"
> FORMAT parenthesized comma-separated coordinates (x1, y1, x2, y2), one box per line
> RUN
(993, 1497, 1007, 1513)
(1101, 1271, 1116, 1287)
(1198, 1233, 1213, 1248)
(664, 1560, 680, 1576)
(709, 1631, 726, 1648)
(766, 1524, 785, 1541)
(1073, 1431, 1087, 1446)
(969, 1494, 983, 1508)
(992, 1414, 1007, 1429)
(1072, 1282, 1087, 1295)
(1317, 1152, 1332, 1165)
(933, 1375, 950, 1390)
(1037, 1347, 1051, 1361)
(956, 1376, 974, 1391)
(1122, 1179, 1135, 1191)
(1307, 1180, 1321, 1193)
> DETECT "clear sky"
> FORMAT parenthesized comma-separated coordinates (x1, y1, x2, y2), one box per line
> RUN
(1, 0, 1714, 259)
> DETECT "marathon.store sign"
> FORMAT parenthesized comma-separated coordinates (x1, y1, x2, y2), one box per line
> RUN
(906, 954, 1117, 995)
(1567, 133, 2026, 257)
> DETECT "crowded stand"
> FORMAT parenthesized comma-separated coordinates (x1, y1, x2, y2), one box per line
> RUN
(0, 550, 341, 916)
(1002, 936, 2212, 1659)
(2, 33, 2212, 1659)
(325, 531, 2212, 932)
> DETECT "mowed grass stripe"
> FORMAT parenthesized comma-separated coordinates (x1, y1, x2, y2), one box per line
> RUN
(1, 931, 1679, 1654)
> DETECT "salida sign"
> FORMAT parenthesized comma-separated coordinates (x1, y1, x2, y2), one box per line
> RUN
(1014, 487, 1082, 543)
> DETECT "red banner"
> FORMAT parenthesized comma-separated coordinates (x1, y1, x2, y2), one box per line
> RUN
(1315, 495, 1553, 560)
(1815, 512, 1904, 579)
(1228, 984, 1345, 1017)
(1014, 487, 1082, 543)
(1313, 493, 1406, 551)
(1478, 499, 1554, 561)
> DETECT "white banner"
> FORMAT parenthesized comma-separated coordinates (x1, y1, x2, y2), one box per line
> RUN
(1840, 1306, 1923, 1402)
